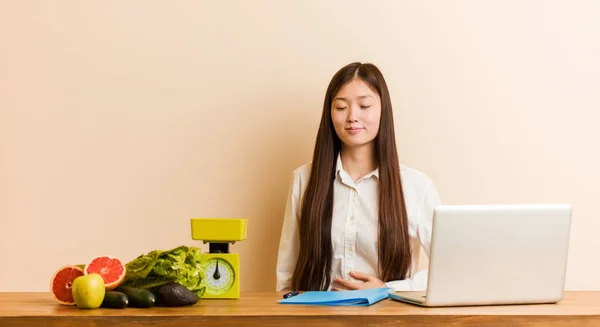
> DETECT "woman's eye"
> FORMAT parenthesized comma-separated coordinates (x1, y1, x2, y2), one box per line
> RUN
(335, 107, 347, 110)
(360, 105, 371, 109)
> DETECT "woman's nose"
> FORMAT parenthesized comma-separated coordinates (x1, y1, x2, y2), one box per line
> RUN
(346, 107, 359, 122)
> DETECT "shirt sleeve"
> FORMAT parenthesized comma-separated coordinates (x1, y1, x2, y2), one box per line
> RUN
(275, 172, 302, 291)
(385, 178, 442, 291)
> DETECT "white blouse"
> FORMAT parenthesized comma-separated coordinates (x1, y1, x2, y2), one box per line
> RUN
(276, 155, 442, 292)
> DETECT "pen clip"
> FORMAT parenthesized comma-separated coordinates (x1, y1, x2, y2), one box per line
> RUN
(283, 291, 300, 299)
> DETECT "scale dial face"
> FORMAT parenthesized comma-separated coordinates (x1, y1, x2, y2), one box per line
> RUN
(203, 257, 235, 295)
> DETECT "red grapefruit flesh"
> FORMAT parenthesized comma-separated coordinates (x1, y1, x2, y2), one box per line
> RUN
(84, 256, 126, 290)
(50, 265, 85, 305)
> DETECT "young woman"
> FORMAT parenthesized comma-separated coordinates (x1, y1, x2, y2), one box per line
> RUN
(276, 62, 442, 292)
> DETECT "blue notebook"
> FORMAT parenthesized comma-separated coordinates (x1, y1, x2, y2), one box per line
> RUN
(278, 287, 393, 306)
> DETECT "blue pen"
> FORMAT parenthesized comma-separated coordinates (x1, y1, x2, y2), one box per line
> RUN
(283, 291, 299, 299)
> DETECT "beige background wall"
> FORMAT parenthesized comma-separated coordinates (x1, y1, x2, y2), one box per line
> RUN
(1, 1, 599, 292)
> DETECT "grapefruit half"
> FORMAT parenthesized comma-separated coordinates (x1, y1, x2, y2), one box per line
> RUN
(84, 256, 126, 290)
(50, 265, 85, 305)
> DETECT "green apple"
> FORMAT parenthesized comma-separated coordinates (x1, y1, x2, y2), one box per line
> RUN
(72, 273, 105, 309)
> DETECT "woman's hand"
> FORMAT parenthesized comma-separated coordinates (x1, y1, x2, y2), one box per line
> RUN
(332, 271, 386, 291)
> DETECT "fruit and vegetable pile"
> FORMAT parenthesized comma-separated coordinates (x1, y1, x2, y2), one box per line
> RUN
(50, 246, 205, 309)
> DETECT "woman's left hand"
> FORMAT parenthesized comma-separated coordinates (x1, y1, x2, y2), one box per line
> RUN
(332, 271, 386, 291)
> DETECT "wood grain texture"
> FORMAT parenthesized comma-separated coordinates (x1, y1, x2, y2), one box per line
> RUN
(1, 292, 599, 327)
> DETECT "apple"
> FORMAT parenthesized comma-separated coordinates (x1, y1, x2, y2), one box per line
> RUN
(71, 273, 105, 309)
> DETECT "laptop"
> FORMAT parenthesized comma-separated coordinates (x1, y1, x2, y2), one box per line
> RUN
(389, 204, 573, 307)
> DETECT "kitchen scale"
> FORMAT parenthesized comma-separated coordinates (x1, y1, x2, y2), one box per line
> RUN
(190, 218, 247, 299)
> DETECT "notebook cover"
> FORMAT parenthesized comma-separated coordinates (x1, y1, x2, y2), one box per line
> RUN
(278, 287, 393, 306)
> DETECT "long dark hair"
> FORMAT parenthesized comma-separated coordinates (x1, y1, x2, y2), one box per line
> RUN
(291, 62, 411, 291)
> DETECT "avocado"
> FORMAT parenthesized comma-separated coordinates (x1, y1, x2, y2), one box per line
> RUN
(157, 282, 199, 307)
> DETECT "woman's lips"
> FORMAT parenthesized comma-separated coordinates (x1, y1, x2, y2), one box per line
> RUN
(345, 127, 364, 134)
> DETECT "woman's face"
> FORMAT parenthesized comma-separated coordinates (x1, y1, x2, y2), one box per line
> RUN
(331, 78, 382, 149)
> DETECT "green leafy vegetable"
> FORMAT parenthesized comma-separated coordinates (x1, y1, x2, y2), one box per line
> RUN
(122, 246, 205, 297)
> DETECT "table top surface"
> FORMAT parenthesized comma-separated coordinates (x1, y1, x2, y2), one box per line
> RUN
(1, 291, 600, 317)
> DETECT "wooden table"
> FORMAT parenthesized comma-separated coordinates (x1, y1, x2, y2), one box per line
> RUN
(1, 291, 599, 326)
